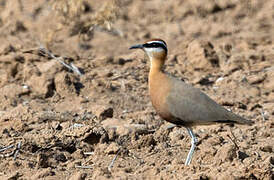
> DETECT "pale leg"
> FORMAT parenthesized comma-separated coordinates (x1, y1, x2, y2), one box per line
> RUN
(185, 127, 198, 165)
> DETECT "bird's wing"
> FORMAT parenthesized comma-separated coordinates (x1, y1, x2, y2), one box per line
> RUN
(166, 77, 252, 125)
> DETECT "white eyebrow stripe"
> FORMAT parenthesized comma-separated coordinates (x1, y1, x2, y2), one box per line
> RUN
(146, 41, 167, 48)
(145, 47, 164, 52)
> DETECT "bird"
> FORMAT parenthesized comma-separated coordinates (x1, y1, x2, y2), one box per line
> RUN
(129, 39, 253, 165)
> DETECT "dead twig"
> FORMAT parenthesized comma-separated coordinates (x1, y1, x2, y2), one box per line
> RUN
(23, 46, 83, 76)
(0, 141, 21, 159)
(13, 141, 22, 160)
(83, 152, 94, 155)
(0, 144, 14, 152)
(75, 165, 93, 169)
(108, 148, 121, 172)
(227, 134, 239, 150)
(260, 108, 267, 121)
(227, 128, 239, 150)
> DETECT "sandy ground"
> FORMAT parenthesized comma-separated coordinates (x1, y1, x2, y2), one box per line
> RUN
(0, 0, 273, 179)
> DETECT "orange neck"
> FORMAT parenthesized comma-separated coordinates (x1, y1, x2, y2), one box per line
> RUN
(149, 57, 166, 94)
(149, 58, 164, 76)
(148, 57, 171, 120)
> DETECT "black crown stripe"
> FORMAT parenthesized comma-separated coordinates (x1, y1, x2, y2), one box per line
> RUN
(143, 42, 167, 52)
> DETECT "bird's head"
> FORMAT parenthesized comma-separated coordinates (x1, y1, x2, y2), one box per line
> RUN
(129, 39, 168, 61)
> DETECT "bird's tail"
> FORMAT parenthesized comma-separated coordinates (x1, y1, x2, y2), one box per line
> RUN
(214, 111, 254, 125)
(227, 112, 254, 125)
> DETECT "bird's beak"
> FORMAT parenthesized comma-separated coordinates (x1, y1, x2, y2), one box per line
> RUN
(129, 44, 143, 50)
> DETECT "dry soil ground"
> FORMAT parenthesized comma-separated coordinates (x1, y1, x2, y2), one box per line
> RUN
(0, 0, 273, 179)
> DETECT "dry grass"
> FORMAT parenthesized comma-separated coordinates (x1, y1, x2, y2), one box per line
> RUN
(51, 0, 122, 36)
(89, 0, 120, 30)
(51, 0, 85, 20)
